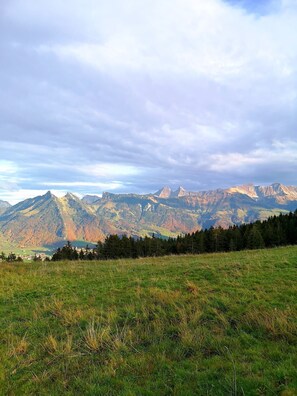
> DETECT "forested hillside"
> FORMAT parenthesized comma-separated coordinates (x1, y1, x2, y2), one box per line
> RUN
(51, 211, 297, 261)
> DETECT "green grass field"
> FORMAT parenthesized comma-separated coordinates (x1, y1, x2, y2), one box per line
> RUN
(0, 247, 296, 395)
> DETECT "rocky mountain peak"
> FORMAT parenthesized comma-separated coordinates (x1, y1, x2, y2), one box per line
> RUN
(172, 186, 188, 197)
(154, 186, 172, 198)
(82, 195, 101, 205)
(102, 192, 114, 200)
(227, 184, 258, 198)
(0, 182, 296, 248)
(44, 191, 54, 198)
(271, 182, 286, 192)
(64, 192, 79, 201)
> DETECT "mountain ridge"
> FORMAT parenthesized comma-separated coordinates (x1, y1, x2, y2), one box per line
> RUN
(0, 182, 297, 248)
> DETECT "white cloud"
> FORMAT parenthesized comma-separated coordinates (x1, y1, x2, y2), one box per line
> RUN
(0, 161, 21, 192)
(36, 0, 297, 83)
(42, 181, 123, 189)
(209, 140, 297, 173)
(0, 0, 297, 199)
(78, 163, 141, 178)
(0, 160, 18, 175)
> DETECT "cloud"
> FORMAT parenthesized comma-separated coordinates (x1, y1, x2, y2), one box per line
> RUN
(0, 0, 297, 203)
(0, 160, 18, 175)
(41, 181, 124, 190)
(78, 163, 141, 178)
(210, 140, 297, 171)
(0, 161, 22, 192)
(209, 140, 297, 185)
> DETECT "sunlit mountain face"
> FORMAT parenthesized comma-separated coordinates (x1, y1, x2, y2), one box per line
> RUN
(0, 183, 296, 248)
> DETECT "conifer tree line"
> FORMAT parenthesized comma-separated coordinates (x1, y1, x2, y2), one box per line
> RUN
(51, 210, 297, 261)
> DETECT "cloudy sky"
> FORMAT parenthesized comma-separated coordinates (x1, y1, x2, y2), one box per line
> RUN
(0, 0, 296, 203)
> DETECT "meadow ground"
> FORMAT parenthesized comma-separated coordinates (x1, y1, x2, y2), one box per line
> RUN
(0, 247, 296, 395)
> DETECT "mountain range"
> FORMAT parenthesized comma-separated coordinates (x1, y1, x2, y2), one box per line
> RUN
(0, 182, 297, 249)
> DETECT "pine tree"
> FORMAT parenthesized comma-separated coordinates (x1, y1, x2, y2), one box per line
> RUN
(247, 226, 265, 250)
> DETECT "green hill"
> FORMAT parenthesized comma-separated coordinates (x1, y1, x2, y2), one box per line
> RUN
(1, 247, 296, 395)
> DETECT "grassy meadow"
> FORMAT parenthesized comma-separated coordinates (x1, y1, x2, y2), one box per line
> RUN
(0, 247, 297, 395)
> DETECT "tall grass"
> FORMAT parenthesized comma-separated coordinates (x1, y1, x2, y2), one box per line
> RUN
(0, 246, 296, 395)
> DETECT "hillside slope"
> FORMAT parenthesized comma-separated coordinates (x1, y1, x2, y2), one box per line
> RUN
(0, 247, 296, 395)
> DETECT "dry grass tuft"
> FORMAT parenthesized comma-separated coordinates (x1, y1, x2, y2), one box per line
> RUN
(61, 309, 84, 326)
(149, 287, 181, 304)
(244, 307, 296, 340)
(44, 333, 74, 356)
(8, 335, 29, 357)
(84, 319, 133, 353)
(84, 321, 111, 352)
(44, 335, 59, 354)
(185, 280, 199, 296)
(177, 306, 204, 348)
(50, 298, 64, 318)
(43, 298, 84, 325)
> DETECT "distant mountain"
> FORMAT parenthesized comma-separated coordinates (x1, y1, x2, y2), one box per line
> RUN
(171, 186, 188, 198)
(0, 183, 297, 248)
(82, 195, 101, 205)
(154, 186, 172, 198)
(0, 191, 104, 247)
(0, 199, 11, 215)
(154, 186, 189, 198)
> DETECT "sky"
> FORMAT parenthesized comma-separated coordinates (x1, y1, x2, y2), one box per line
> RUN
(0, 0, 297, 204)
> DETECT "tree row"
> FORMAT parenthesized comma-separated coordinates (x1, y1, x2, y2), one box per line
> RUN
(51, 210, 297, 261)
